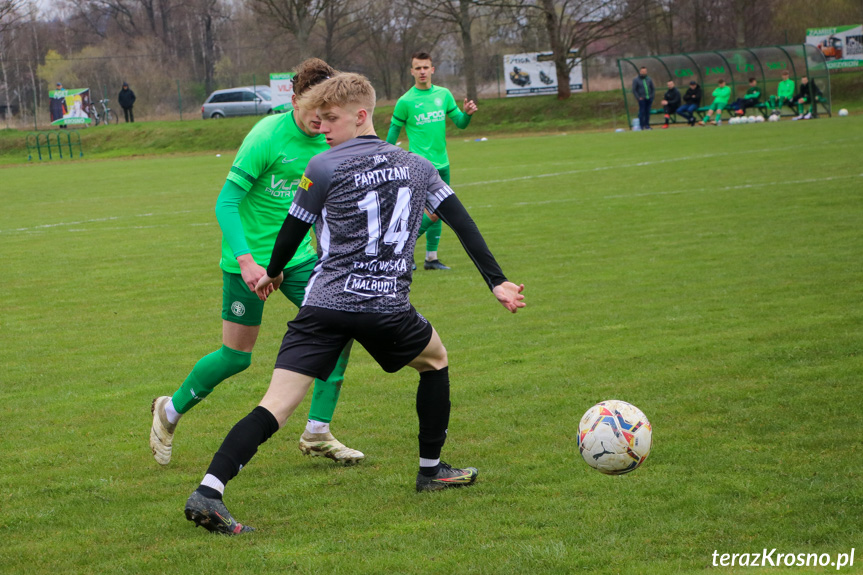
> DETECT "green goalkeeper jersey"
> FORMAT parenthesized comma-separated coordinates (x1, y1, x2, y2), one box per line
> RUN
(220, 111, 326, 274)
(389, 85, 471, 169)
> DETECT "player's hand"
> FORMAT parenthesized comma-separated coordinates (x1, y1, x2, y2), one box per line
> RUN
(493, 282, 525, 313)
(254, 273, 283, 301)
(463, 98, 478, 115)
(424, 208, 439, 223)
(238, 254, 268, 292)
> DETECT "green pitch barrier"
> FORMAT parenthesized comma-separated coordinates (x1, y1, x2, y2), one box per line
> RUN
(26, 130, 84, 161)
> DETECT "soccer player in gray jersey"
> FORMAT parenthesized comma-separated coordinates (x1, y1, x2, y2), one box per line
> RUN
(183, 73, 525, 535)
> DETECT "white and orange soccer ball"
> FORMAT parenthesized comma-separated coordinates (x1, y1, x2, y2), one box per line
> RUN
(577, 400, 652, 475)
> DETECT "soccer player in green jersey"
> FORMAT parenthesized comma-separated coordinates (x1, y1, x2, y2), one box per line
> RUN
(730, 78, 762, 115)
(150, 58, 363, 466)
(386, 51, 478, 271)
(699, 79, 731, 126)
(775, 71, 796, 115)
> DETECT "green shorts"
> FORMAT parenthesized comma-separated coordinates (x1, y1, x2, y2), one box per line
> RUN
(437, 165, 450, 185)
(222, 258, 317, 326)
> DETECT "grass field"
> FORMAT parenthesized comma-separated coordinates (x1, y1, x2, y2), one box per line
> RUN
(1, 116, 862, 574)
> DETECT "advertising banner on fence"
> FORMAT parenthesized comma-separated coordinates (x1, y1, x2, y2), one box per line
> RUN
(270, 73, 296, 112)
(806, 25, 863, 69)
(503, 51, 583, 97)
(49, 88, 92, 126)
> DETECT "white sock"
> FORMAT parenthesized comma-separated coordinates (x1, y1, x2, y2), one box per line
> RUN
(419, 457, 440, 468)
(165, 398, 181, 425)
(306, 420, 330, 435)
(426, 251, 437, 261)
(200, 474, 225, 495)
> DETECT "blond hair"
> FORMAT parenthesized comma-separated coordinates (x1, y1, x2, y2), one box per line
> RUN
(298, 73, 376, 115)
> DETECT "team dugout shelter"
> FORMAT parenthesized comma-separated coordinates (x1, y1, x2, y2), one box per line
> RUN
(618, 44, 832, 126)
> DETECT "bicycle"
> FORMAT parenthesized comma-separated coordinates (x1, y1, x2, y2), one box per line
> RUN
(87, 98, 118, 126)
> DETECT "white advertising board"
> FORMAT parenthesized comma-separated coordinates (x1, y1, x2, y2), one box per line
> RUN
(503, 51, 583, 97)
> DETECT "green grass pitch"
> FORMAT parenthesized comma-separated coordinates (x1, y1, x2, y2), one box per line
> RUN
(1, 118, 862, 574)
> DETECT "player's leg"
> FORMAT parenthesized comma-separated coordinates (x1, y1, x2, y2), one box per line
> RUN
(360, 308, 476, 492)
(150, 272, 259, 465)
(185, 307, 347, 534)
(406, 327, 478, 491)
(278, 259, 364, 464)
(299, 341, 364, 464)
(185, 368, 315, 535)
(423, 166, 451, 270)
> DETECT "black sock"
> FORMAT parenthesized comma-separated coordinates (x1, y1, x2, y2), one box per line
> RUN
(195, 485, 222, 500)
(416, 367, 450, 461)
(204, 406, 280, 486)
(419, 463, 442, 477)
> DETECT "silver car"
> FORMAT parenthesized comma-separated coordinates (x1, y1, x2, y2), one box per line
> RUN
(201, 86, 273, 119)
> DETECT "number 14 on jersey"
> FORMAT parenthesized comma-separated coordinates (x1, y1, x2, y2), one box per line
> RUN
(358, 187, 413, 256)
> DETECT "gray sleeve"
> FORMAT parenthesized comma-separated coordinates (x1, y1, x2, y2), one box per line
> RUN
(423, 162, 454, 213)
(289, 154, 332, 224)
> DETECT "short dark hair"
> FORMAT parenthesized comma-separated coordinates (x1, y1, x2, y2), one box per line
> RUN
(411, 51, 432, 63)
(292, 58, 338, 96)
(689, 80, 697, 85)
(748, 77, 756, 83)
(717, 78, 725, 84)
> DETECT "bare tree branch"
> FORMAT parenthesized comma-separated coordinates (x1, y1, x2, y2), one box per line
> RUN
(246, 0, 328, 59)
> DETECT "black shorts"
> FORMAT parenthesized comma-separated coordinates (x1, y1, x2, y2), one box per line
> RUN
(274, 305, 434, 380)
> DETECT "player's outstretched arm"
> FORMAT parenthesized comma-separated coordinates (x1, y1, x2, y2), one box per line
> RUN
(493, 281, 525, 314)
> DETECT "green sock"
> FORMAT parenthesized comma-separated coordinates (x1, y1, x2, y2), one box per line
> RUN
(417, 165, 450, 256)
(308, 341, 353, 423)
(417, 212, 433, 239)
(424, 218, 442, 253)
(171, 345, 252, 414)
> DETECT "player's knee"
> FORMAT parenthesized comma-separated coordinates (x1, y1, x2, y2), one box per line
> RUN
(419, 346, 448, 371)
(219, 345, 253, 377)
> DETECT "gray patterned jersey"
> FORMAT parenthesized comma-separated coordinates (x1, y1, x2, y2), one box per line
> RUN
(290, 136, 453, 313)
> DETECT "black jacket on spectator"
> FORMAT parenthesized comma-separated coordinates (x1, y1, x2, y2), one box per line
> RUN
(683, 85, 702, 106)
(118, 86, 136, 109)
(795, 80, 822, 102)
(663, 87, 682, 110)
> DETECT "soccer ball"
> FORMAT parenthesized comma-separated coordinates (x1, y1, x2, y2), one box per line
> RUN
(838, 108, 849, 116)
(729, 117, 738, 125)
(755, 115, 765, 123)
(768, 114, 780, 122)
(747, 115, 757, 123)
(577, 400, 652, 475)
